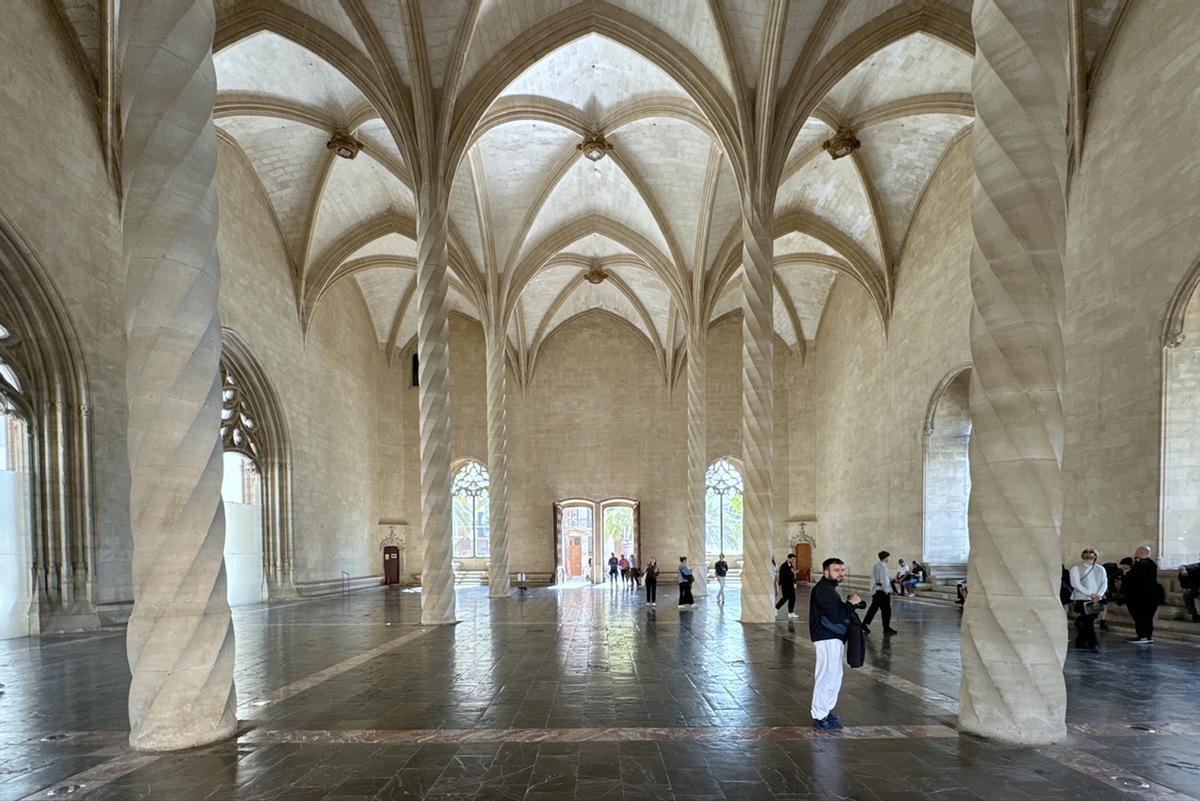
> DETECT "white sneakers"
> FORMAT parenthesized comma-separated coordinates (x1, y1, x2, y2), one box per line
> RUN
(788, 613, 799, 619)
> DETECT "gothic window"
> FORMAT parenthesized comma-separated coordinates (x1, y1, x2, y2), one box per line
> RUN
(220, 363, 261, 463)
(705, 458, 744, 557)
(452, 461, 490, 558)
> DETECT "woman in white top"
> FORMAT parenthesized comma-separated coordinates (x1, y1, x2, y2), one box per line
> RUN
(1069, 548, 1108, 649)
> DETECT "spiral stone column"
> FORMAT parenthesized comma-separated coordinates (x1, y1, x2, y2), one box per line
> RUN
(960, 0, 1070, 744)
(739, 204, 776, 623)
(119, 0, 236, 750)
(485, 325, 511, 597)
(415, 185, 457, 625)
(685, 325, 708, 597)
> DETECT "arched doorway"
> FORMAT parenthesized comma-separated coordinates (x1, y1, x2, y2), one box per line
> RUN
(557, 501, 595, 584)
(0, 377, 33, 637)
(553, 498, 640, 584)
(922, 366, 972, 574)
(220, 330, 294, 599)
(1161, 260, 1200, 568)
(705, 458, 744, 564)
(0, 212, 97, 635)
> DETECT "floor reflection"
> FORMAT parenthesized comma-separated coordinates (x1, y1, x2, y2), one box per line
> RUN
(2, 584, 1199, 799)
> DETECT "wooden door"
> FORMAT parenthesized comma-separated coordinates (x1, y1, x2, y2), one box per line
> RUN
(568, 537, 583, 578)
(794, 543, 812, 584)
(383, 546, 400, 585)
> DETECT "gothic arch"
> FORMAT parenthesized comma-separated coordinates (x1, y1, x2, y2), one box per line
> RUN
(921, 364, 973, 571)
(1159, 255, 1200, 567)
(220, 327, 295, 598)
(0, 209, 98, 632)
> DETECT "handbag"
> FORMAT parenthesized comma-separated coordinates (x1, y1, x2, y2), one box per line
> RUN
(1081, 600, 1105, 616)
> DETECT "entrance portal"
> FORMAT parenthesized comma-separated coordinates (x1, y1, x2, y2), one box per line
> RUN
(553, 498, 640, 584)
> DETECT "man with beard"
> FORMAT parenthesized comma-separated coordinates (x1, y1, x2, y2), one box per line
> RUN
(809, 557, 863, 731)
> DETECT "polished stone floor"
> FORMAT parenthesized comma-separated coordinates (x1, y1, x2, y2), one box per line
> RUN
(2, 583, 1199, 800)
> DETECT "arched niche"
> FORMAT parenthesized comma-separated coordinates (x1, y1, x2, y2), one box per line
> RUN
(0, 211, 99, 635)
(922, 364, 972, 576)
(220, 328, 295, 599)
(1161, 257, 1200, 568)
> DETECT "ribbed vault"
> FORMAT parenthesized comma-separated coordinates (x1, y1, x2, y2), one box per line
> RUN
(34, 0, 1118, 383)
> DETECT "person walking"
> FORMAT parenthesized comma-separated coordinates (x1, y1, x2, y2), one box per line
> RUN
(862, 551, 898, 636)
(714, 554, 729, 604)
(1123, 546, 1160, 644)
(809, 558, 863, 731)
(775, 554, 798, 619)
(644, 558, 659, 607)
(1178, 556, 1200, 623)
(678, 557, 695, 609)
(1069, 548, 1108, 649)
(618, 554, 630, 586)
(628, 554, 639, 588)
(607, 553, 619, 584)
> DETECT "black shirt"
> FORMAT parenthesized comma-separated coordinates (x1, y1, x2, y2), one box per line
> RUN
(1123, 558, 1159, 606)
(809, 577, 855, 642)
(778, 561, 795, 589)
(714, 560, 728, 577)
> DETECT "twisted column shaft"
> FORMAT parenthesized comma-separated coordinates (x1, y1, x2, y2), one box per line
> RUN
(685, 326, 708, 597)
(415, 186, 457, 625)
(119, 0, 236, 751)
(485, 325, 511, 597)
(960, 0, 1070, 744)
(739, 204, 775, 623)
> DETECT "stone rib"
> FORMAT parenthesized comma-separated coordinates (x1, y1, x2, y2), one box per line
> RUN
(686, 327, 708, 597)
(119, 0, 237, 751)
(416, 189, 457, 625)
(486, 326, 511, 597)
(739, 208, 775, 624)
(960, 0, 1070, 745)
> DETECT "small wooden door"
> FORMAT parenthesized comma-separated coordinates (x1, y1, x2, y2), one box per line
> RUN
(794, 543, 812, 584)
(383, 546, 400, 585)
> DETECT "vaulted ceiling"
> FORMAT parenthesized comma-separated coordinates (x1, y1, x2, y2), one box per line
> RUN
(51, 0, 1132, 385)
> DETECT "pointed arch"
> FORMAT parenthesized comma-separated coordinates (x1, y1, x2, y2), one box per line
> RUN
(220, 328, 295, 599)
(448, 8, 744, 189)
(0, 209, 98, 634)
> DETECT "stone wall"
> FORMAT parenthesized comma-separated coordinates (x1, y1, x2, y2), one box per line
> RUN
(0, 1, 125, 603)
(393, 309, 803, 578)
(811, 136, 974, 575)
(215, 140, 395, 585)
(1061, 1, 1200, 567)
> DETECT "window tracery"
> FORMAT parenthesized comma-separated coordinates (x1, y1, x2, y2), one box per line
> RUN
(452, 461, 490, 559)
(220, 362, 260, 463)
(705, 458, 744, 556)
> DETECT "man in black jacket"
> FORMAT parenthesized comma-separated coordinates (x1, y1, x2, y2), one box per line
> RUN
(1123, 546, 1160, 643)
(775, 554, 798, 618)
(809, 557, 862, 731)
(1179, 556, 1200, 623)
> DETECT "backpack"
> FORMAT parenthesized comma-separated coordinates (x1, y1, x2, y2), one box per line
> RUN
(846, 612, 865, 669)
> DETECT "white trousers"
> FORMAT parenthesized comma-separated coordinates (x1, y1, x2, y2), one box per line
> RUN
(716, 576, 726, 601)
(810, 639, 845, 720)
